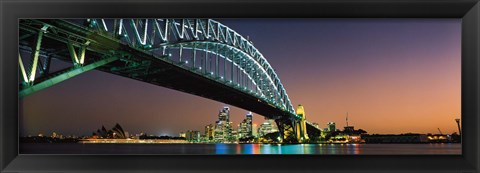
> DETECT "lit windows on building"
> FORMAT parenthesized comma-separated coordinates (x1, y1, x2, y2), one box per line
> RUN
(179, 132, 186, 138)
(238, 112, 253, 139)
(258, 119, 278, 137)
(204, 124, 215, 141)
(185, 130, 201, 142)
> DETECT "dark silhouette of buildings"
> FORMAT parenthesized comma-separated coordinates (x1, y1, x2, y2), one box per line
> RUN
(93, 123, 128, 139)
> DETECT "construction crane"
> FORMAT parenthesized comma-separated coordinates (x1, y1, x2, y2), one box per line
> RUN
(437, 128, 443, 135)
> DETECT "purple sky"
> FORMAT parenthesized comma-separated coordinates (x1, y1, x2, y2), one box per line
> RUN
(20, 19, 461, 137)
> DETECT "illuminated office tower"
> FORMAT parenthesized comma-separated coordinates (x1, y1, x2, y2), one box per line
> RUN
(204, 124, 215, 141)
(258, 122, 272, 137)
(252, 124, 258, 138)
(218, 106, 230, 122)
(246, 112, 253, 130)
(238, 112, 253, 139)
(238, 122, 247, 138)
(214, 106, 233, 142)
(214, 121, 225, 142)
(231, 130, 238, 140)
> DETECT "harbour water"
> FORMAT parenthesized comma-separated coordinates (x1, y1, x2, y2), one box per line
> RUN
(20, 143, 461, 155)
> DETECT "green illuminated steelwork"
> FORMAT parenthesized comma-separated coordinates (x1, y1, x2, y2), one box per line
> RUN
(67, 40, 90, 65)
(96, 19, 295, 114)
(28, 25, 48, 83)
(19, 19, 322, 143)
(19, 56, 119, 98)
(67, 40, 87, 65)
(18, 53, 29, 83)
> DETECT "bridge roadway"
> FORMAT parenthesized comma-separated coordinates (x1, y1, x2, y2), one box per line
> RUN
(19, 19, 321, 142)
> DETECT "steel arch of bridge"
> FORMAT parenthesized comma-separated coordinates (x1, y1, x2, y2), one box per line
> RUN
(18, 19, 323, 143)
(87, 19, 296, 115)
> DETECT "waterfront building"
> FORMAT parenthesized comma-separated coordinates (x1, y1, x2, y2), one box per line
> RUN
(179, 132, 186, 138)
(51, 132, 58, 138)
(214, 121, 225, 142)
(245, 112, 253, 133)
(92, 123, 127, 139)
(214, 121, 233, 142)
(238, 112, 253, 139)
(186, 130, 201, 142)
(327, 122, 336, 132)
(204, 124, 215, 141)
(232, 130, 238, 140)
(427, 134, 449, 143)
(218, 106, 230, 122)
(252, 124, 258, 137)
(214, 107, 233, 142)
(258, 119, 278, 137)
(238, 122, 248, 138)
(111, 123, 127, 139)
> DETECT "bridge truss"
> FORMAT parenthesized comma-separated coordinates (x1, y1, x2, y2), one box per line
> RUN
(19, 19, 320, 143)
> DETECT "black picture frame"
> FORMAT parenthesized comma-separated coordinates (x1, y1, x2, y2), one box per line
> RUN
(1, 0, 479, 172)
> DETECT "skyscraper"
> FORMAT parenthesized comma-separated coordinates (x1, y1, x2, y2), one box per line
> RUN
(252, 124, 258, 137)
(204, 124, 215, 141)
(218, 107, 230, 122)
(214, 106, 233, 143)
(238, 112, 253, 139)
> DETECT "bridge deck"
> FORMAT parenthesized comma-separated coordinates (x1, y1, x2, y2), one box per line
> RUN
(20, 19, 293, 120)
(19, 19, 322, 141)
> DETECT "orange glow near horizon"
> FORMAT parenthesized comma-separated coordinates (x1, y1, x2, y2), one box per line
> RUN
(20, 19, 461, 136)
(284, 41, 461, 134)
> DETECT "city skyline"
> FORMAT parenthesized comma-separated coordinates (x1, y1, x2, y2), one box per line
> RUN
(20, 19, 461, 137)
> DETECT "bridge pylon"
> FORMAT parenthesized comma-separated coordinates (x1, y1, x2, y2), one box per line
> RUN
(296, 105, 309, 143)
(19, 19, 323, 142)
(275, 118, 298, 143)
(274, 105, 310, 143)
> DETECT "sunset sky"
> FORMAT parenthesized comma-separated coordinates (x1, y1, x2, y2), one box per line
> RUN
(20, 19, 461, 137)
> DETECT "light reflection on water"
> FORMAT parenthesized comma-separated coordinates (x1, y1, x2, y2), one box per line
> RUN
(20, 143, 461, 155)
(213, 143, 460, 155)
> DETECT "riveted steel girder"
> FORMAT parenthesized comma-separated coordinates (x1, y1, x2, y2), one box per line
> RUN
(19, 19, 323, 140)
(86, 18, 295, 115)
(19, 56, 119, 98)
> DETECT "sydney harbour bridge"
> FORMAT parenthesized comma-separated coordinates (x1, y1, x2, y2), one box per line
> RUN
(18, 19, 321, 143)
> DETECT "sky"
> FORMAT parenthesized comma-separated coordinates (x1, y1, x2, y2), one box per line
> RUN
(20, 19, 461, 137)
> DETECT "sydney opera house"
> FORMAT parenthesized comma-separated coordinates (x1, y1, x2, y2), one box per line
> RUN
(92, 123, 128, 139)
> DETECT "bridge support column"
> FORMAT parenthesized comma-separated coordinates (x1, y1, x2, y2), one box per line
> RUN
(275, 118, 298, 143)
(294, 119, 308, 143)
(296, 105, 309, 143)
